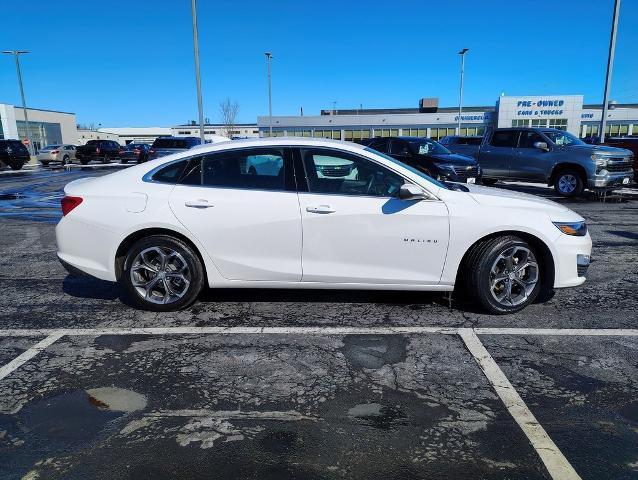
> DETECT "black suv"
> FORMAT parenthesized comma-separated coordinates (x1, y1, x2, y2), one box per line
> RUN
(0, 139, 30, 170)
(149, 136, 201, 160)
(361, 136, 482, 183)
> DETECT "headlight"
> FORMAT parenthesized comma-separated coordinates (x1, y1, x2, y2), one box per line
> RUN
(434, 163, 455, 170)
(553, 221, 587, 236)
(592, 154, 608, 168)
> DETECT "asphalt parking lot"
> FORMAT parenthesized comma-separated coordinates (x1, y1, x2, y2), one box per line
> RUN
(0, 164, 637, 480)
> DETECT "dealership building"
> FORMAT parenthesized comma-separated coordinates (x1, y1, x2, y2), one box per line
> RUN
(0, 103, 77, 150)
(257, 95, 638, 141)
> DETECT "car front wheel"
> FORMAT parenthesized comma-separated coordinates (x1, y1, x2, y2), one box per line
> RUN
(554, 170, 584, 197)
(122, 235, 204, 311)
(464, 235, 541, 314)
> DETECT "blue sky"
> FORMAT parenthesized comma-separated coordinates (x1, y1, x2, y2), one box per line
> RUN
(1, 0, 636, 127)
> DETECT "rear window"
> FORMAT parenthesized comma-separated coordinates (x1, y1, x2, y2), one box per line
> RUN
(8, 141, 28, 153)
(86, 140, 100, 146)
(152, 137, 200, 149)
(459, 137, 482, 145)
(151, 160, 189, 184)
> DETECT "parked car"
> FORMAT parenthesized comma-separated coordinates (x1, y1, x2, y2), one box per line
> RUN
(120, 143, 151, 164)
(75, 140, 122, 164)
(475, 128, 633, 196)
(148, 136, 201, 160)
(439, 135, 483, 159)
(0, 139, 30, 170)
(37, 144, 76, 166)
(360, 136, 481, 183)
(57, 137, 591, 315)
(602, 137, 638, 179)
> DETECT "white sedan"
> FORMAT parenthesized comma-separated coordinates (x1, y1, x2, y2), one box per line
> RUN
(56, 137, 592, 314)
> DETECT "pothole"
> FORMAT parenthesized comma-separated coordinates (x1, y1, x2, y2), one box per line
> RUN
(86, 387, 147, 413)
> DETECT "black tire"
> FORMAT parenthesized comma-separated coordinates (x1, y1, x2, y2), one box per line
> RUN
(554, 169, 584, 197)
(121, 235, 204, 312)
(102, 155, 110, 164)
(41, 161, 49, 167)
(463, 235, 541, 314)
(62, 155, 69, 166)
(9, 162, 24, 171)
(80, 158, 89, 165)
(481, 178, 498, 186)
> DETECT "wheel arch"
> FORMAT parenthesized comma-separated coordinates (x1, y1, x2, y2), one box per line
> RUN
(548, 162, 587, 186)
(455, 230, 555, 292)
(114, 227, 209, 282)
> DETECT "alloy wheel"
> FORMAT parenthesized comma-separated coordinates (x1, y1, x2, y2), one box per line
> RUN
(557, 174, 577, 194)
(489, 246, 539, 307)
(130, 246, 191, 304)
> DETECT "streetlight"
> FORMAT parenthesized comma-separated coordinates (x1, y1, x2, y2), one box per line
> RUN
(457, 48, 469, 136)
(2, 50, 34, 156)
(599, 0, 621, 143)
(190, 0, 205, 144)
(265, 52, 273, 136)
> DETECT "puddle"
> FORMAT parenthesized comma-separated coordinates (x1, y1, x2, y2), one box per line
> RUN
(347, 403, 407, 430)
(619, 402, 638, 423)
(86, 388, 147, 413)
(94, 335, 150, 352)
(341, 335, 408, 370)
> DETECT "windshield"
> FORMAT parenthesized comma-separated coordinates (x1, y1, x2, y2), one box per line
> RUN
(542, 130, 585, 146)
(364, 147, 448, 190)
(407, 138, 451, 156)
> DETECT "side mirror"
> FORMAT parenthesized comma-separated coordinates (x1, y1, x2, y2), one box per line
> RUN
(533, 141, 549, 151)
(399, 184, 428, 201)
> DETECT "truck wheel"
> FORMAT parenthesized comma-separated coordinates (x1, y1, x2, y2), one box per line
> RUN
(80, 159, 89, 165)
(41, 161, 49, 167)
(481, 178, 498, 186)
(102, 155, 110, 164)
(554, 170, 584, 197)
(463, 235, 541, 314)
(9, 162, 24, 171)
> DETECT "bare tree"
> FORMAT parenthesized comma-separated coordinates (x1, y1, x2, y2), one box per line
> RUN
(219, 98, 240, 139)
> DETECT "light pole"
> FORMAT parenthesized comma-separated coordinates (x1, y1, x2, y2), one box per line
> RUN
(190, 0, 205, 144)
(265, 52, 273, 136)
(599, 0, 621, 143)
(457, 48, 469, 136)
(2, 50, 34, 156)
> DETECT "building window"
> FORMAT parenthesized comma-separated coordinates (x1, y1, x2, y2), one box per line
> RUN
(548, 119, 567, 130)
(531, 119, 548, 128)
(605, 124, 629, 136)
(461, 126, 485, 136)
(429, 127, 455, 141)
(16, 120, 62, 152)
(511, 119, 529, 127)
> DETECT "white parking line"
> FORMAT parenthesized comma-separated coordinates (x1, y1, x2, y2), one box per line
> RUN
(0, 326, 636, 337)
(0, 333, 63, 381)
(459, 329, 581, 480)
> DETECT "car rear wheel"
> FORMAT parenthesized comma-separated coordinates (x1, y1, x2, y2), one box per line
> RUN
(102, 155, 110, 164)
(9, 162, 24, 171)
(481, 178, 498, 186)
(62, 155, 69, 166)
(464, 235, 540, 314)
(554, 170, 584, 197)
(122, 235, 204, 311)
(41, 161, 49, 167)
(80, 159, 89, 165)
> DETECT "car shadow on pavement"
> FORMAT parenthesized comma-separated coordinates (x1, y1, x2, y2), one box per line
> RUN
(62, 275, 122, 301)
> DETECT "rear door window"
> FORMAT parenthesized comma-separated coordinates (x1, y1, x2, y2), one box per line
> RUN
(201, 148, 288, 191)
(490, 131, 519, 147)
(518, 131, 545, 148)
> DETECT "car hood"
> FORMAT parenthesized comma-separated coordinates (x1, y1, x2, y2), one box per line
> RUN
(427, 152, 477, 166)
(463, 183, 579, 217)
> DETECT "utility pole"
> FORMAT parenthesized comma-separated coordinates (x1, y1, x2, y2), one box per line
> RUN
(457, 48, 469, 136)
(265, 52, 273, 136)
(190, 0, 206, 144)
(599, 0, 621, 143)
(2, 50, 34, 155)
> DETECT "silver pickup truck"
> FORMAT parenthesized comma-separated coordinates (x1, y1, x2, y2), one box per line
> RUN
(442, 128, 634, 196)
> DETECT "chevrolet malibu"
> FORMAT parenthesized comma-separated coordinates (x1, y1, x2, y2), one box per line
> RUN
(56, 138, 592, 314)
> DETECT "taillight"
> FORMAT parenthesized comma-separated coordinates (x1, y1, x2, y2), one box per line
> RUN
(50, 149, 59, 154)
(149, 149, 155, 155)
(61, 196, 83, 216)
(134, 148, 140, 154)
(96, 148, 100, 154)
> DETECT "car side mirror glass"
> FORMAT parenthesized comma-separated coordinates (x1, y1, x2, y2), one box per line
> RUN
(399, 184, 428, 201)
(533, 141, 549, 151)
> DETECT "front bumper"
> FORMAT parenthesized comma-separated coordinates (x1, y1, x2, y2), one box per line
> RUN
(553, 232, 593, 288)
(591, 169, 633, 188)
(438, 165, 482, 183)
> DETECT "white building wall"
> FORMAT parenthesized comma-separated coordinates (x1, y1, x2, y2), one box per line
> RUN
(496, 95, 583, 135)
(13, 107, 77, 144)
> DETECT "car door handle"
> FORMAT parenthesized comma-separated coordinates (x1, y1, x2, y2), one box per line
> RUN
(306, 205, 336, 214)
(185, 199, 214, 208)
